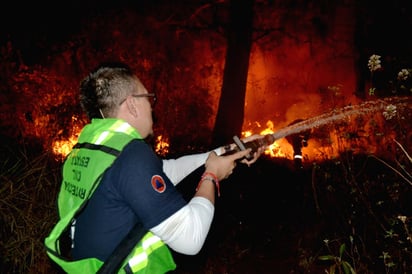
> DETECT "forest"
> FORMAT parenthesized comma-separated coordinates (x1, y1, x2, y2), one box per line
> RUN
(0, 1, 411, 273)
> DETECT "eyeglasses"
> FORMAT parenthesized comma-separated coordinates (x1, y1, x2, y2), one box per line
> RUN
(119, 93, 157, 106)
(132, 93, 157, 106)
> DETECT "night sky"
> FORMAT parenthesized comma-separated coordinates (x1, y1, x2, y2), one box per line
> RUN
(2, 0, 412, 63)
(0, 0, 155, 61)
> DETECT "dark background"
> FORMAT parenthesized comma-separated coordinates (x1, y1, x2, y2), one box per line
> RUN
(0, 1, 411, 273)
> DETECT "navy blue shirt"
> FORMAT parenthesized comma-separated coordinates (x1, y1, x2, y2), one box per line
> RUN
(72, 139, 187, 261)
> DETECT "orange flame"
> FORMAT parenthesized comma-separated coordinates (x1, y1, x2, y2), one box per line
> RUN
(52, 133, 171, 159)
(155, 135, 169, 156)
(52, 135, 78, 160)
(242, 120, 290, 159)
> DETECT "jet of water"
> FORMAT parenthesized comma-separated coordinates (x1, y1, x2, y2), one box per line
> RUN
(229, 96, 411, 155)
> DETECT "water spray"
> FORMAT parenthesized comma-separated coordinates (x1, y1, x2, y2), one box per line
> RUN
(224, 96, 411, 159)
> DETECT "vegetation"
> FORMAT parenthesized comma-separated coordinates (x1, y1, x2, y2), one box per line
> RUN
(1, 109, 411, 273)
(172, 132, 412, 273)
(0, 2, 411, 273)
(0, 137, 60, 273)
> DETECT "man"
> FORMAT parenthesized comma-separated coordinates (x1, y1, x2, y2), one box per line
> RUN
(45, 62, 265, 273)
(285, 119, 311, 169)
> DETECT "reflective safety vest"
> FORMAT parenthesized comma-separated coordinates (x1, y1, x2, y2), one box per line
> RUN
(44, 118, 176, 274)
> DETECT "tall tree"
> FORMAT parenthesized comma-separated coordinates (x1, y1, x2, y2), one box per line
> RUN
(211, 0, 254, 147)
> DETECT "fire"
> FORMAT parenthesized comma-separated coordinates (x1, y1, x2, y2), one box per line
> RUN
(51, 96, 410, 164)
(154, 135, 169, 156)
(52, 134, 171, 159)
(240, 97, 412, 164)
(51, 123, 289, 160)
(242, 120, 290, 159)
(51, 116, 83, 160)
(52, 135, 78, 160)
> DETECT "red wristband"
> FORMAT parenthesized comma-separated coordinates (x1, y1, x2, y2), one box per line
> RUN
(196, 172, 220, 197)
(202, 172, 218, 183)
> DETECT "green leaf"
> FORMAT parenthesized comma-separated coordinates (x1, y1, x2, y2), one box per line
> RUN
(339, 243, 346, 257)
(342, 261, 356, 274)
(318, 255, 335, 261)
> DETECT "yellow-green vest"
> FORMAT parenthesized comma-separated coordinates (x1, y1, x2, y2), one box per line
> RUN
(44, 118, 176, 274)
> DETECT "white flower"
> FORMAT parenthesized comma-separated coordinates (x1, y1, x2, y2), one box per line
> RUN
(383, 104, 397, 120)
(397, 69, 410, 81)
(368, 54, 382, 72)
(397, 215, 407, 223)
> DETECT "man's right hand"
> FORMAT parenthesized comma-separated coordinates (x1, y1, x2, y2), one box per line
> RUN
(205, 149, 252, 181)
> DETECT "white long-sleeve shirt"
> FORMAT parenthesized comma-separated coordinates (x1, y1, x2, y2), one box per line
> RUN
(152, 147, 224, 255)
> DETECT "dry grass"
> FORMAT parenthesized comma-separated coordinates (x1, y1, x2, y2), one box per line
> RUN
(1, 106, 411, 274)
(0, 138, 61, 274)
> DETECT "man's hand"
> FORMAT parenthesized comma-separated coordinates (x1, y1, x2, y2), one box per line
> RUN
(220, 134, 268, 166)
(239, 134, 267, 166)
(205, 149, 252, 181)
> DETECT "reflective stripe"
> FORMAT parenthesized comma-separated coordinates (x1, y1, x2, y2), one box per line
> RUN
(118, 122, 134, 134)
(110, 120, 133, 133)
(93, 121, 135, 144)
(70, 219, 76, 248)
(143, 234, 162, 249)
(128, 253, 148, 271)
(127, 233, 163, 272)
(294, 155, 303, 159)
(95, 131, 110, 144)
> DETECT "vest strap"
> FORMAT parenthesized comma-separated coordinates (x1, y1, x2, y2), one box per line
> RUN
(73, 143, 121, 157)
(97, 222, 146, 274)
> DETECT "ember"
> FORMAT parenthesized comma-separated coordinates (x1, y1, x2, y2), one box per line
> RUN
(155, 135, 170, 156)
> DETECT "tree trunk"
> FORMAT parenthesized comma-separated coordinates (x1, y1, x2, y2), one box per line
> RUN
(211, 0, 254, 147)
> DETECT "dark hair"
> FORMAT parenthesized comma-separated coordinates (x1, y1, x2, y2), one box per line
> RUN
(79, 62, 138, 119)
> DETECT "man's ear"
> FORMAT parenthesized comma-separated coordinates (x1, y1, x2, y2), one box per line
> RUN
(126, 96, 139, 118)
